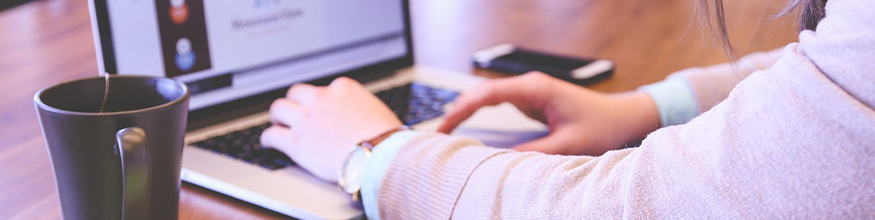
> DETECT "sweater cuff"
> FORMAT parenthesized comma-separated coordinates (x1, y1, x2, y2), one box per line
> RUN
(638, 78, 699, 127)
(361, 130, 424, 220)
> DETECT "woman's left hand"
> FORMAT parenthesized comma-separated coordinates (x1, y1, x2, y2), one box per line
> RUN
(260, 77, 403, 182)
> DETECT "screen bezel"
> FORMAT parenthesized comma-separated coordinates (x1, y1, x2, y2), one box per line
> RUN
(88, 0, 415, 130)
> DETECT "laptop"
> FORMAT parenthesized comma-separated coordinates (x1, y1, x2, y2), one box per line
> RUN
(88, 0, 547, 218)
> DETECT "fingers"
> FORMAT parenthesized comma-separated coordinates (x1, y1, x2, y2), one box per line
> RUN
(270, 98, 303, 127)
(511, 131, 574, 155)
(260, 125, 298, 154)
(287, 83, 319, 103)
(328, 77, 363, 90)
(436, 98, 486, 134)
(287, 78, 363, 102)
(437, 75, 534, 134)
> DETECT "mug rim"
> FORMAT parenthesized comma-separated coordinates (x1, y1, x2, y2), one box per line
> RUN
(34, 75, 190, 116)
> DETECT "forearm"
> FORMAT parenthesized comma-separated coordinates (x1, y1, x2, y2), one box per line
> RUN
(639, 48, 783, 127)
(668, 48, 783, 113)
(367, 132, 653, 219)
(605, 91, 661, 146)
(362, 132, 508, 220)
(452, 147, 630, 218)
(368, 132, 597, 219)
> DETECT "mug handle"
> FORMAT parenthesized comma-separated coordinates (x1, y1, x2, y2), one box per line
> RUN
(116, 127, 151, 220)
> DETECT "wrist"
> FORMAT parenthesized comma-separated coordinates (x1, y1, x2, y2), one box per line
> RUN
(638, 78, 699, 127)
(360, 130, 424, 220)
(613, 91, 661, 142)
(338, 126, 410, 202)
(359, 121, 404, 145)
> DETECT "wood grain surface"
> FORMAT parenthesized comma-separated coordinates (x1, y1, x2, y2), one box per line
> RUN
(0, 0, 796, 219)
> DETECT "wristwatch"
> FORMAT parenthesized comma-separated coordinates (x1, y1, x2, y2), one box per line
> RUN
(338, 126, 409, 202)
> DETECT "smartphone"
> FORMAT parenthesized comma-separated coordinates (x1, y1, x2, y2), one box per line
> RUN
(472, 44, 614, 84)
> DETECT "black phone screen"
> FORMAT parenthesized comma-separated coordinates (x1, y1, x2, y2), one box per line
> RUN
(474, 46, 613, 85)
(496, 49, 595, 72)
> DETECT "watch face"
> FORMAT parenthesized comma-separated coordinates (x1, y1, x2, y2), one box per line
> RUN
(341, 147, 369, 194)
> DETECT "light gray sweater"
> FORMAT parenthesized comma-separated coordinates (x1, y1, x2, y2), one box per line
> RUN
(372, 0, 875, 218)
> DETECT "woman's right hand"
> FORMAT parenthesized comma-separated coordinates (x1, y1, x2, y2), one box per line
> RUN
(437, 72, 661, 156)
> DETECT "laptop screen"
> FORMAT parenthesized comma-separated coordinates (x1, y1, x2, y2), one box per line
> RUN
(90, 0, 411, 110)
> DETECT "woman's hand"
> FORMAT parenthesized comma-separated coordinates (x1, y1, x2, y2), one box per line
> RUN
(260, 77, 403, 182)
(438, 72, 660, 156)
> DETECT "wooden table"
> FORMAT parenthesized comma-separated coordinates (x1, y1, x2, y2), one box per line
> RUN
(0, 0, 796, 219)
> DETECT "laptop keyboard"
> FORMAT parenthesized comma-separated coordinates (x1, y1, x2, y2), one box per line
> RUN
(378, 83, 460, 125)
(189, 83, 459, 170)
(189, 122, 295, 170)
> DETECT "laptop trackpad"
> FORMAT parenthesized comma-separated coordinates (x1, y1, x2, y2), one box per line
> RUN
(452, 103, 549, 148)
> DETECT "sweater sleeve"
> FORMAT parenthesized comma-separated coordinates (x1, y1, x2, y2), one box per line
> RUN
(636, 49, 782, 127)
(667, 48, 782, 113)
(361, 131, 426, 220)
(374, 132, 633, 219)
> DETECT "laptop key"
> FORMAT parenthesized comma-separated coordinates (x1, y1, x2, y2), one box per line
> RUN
(375, 83, 458, 125)
(223, 145, 245, 157)
(239, 150, 263, 163)
(190, 122, 295, 170)
(264, 149, 295, 167)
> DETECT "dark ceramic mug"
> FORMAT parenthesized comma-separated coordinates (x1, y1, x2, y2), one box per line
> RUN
(34, 75, 189, 220)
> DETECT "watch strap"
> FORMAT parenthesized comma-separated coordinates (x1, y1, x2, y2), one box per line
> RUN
(360, 126, 410, 150)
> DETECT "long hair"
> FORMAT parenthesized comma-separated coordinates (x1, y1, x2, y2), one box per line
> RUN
(700, 0, 828, 59)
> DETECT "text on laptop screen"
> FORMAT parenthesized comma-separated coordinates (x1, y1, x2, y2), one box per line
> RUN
(96, 0, 408, 110)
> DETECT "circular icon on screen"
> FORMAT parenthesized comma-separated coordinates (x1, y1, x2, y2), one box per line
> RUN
(175, 38, 196, 71)
(169, 0, 189, 25)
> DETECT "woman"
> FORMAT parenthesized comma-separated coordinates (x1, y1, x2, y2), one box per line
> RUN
(261, 0, 874, 218)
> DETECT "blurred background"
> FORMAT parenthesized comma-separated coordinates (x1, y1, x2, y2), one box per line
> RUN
(0, 0, 796, 219)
